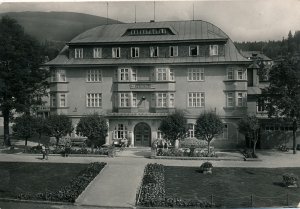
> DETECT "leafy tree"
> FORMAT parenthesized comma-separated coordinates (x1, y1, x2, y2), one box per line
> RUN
(0, 16, 49, 146)
(238, 115, 260, 156)
(159, 110, 187, 143)
(264, 57, 300, 154)
(45, 114, 73, 146)
(76, 114, 108, 151)
(34, 116, 47, 145)
(195, 111, 223, 154)
(12, 114, 36, 152)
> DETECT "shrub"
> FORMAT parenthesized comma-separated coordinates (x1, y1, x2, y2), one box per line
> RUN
(283, 173, 298, 186)
(18, 162, 106, 202)
(242, 149, 257, 158)
(200, 162, 213, 169)
(180, 138, 208, 149)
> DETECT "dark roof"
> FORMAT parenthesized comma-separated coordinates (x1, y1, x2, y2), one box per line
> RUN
(240, 51, 272, 61)
(68, 20, 228, 44)
(46, 20, 250, 66)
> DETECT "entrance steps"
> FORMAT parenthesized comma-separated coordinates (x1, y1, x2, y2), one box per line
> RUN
(116, 147, 151, 158)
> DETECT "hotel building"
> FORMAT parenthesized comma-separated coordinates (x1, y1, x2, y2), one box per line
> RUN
(45, 20, 253, 148)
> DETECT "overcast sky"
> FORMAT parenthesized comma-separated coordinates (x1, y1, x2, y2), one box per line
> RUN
(0, 0, 299, 42)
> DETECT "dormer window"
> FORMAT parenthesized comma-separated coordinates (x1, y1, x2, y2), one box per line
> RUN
(209, 45, 218, 56)
(150, 47, 159, 57)
(93, 48, 102, 58)
(131, 47, 139, 58)
(112, 47, 121, 58)
(189, 45, 199, 56)
(75, 48, 83, 59)
(125, 28, 174, 36)
(170, 46, 178, 57)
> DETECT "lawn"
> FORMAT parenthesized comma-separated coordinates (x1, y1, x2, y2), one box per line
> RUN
(0, 162, 88, 199)
(164, 166, 300, 208)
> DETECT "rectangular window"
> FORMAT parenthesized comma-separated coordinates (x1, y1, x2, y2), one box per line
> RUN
(132, 93, 137, 107)
(169, 93, 175, 107)
(227, 68, 234, 80)
(131, 47, 139, 58)
(188, 68, 204, 81)
(87, 93, 102, 107)
(51, 70, 66, 82)
(120, 68, 129, 81)
(237, 70, 244, 80)
(60, 94, 66, 107)
(170, 46, 178, 57)
(222, 124, 228, 139)
(87, 69, 102, 82)
(188, 92, 205, 107)
(114, 124, 128, 139)
(93, 48, 102, 58)
(188, 123, 195, 138)
(75, 48, 83, 59)
(157, 93, 167, 107)
(131, 69, 137, 81)
(58, 70, 66, 82)
(237, 93, 243, 107)
(112, 47, 121, 58)
(120, 93, 130, 107)
(189, 45, 198, 56)
(209, 45, 218, 56)
(226, 92, 234, 107)
(50, 94, 56, 107)
(157, 131, 163, 139)
(150, 46, 159, 57)
(51, 70, 56, 82)
(157, 68, 167, 81)
(257, 98, 269, 112)
(169, 69, 175, 81)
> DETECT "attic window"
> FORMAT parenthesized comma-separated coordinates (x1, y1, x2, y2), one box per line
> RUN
(127, 28, 172, 36)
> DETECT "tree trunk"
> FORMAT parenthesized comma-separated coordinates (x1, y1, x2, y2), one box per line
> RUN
(91, 141, 94, 153)
(293, 119, 297, 154)
(24, 138, 28, 153)
(56, 137, 60, 147)
(253, 132, 258, 156)
(253, 141, 257, 156)
(3, 109, 11, 146)
(207, 140, 211, 154)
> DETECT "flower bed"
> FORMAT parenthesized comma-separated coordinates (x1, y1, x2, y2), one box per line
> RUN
(18, 162, 106, 202)
(156, 147, 217, 158)
(137, 163, 213, 207)
(26, 145, 116, 157)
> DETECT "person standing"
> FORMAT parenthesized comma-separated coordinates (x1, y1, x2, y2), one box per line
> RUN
(41, 145, 46, 160)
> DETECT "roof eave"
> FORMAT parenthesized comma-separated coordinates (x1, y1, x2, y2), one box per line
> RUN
(43, 60, 251, 67)
(66, 38, 228, 46)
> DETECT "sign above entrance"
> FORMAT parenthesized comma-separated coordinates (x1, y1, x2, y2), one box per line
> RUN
(129, 83, 155, 89)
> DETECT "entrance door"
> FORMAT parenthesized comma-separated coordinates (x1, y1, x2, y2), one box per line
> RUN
(134, 123, 151, 147)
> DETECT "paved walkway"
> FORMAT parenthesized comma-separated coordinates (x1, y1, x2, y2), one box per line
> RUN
(1, 148, 300, 208)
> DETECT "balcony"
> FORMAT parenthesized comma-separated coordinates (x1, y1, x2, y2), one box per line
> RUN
(113, 81, 175, 92)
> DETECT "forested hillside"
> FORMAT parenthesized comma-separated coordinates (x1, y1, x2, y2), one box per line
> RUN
(235, 31, 300, 59)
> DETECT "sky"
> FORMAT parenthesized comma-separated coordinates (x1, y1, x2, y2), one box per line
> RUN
(0, 0, 299, 42)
